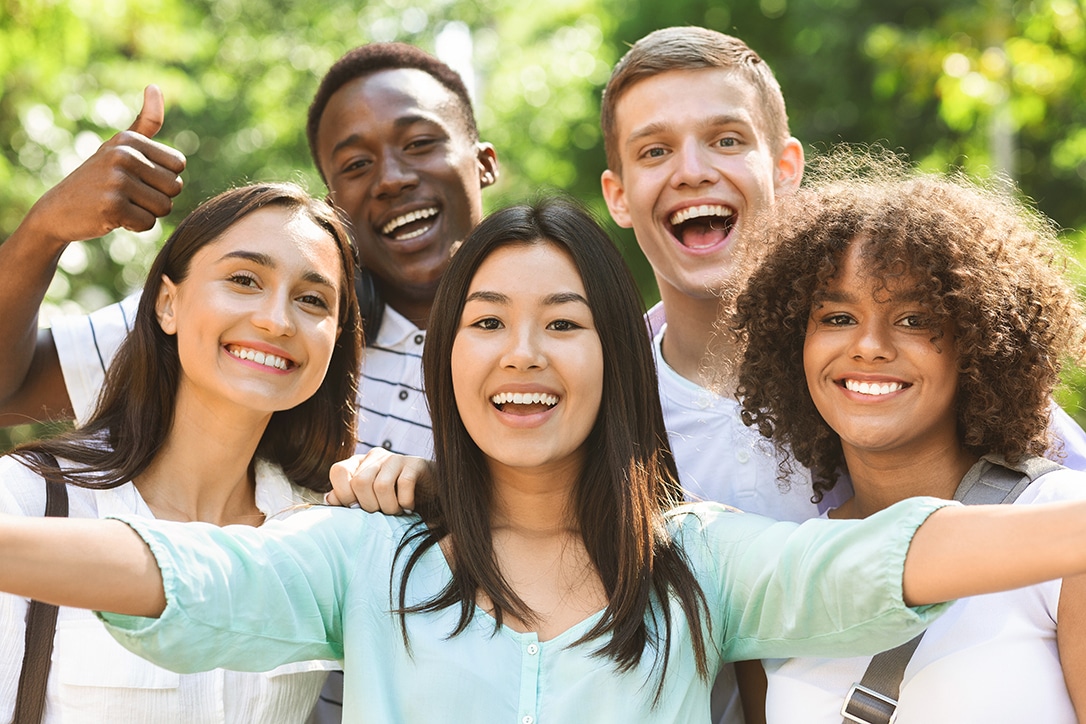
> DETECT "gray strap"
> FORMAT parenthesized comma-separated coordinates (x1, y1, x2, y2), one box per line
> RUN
(841, 635, 923, 724)
(840, 454, 1060, 724)
(955, 455, 1060, 506)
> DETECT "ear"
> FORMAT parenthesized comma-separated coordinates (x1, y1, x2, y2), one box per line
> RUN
(155, 275, 179, 335)
(476, 143, 499, 188)
(774, 137, 804, 193)
(600, 169, 633, 229)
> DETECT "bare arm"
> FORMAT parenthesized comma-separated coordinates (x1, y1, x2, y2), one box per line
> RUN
(0, 85, 185, 421)
(1058, 573, 1086, 718)
(0, 513, 164, 616)
(904, 501, 1086, 606)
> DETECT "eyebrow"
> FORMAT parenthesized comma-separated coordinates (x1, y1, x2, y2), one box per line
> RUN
(625, 113, 752, 148)
(465, 290, 590, 306)
(330, 114, 445, 156)
(219, 250, 338, 289)
(819, 287, 928, 304)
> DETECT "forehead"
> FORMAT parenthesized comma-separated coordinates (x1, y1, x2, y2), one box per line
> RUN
(613, 68, 767, 145)
(823, 240, 922, 298)
(468, 243, 585, 296)
(197, 207, 342, 280)
(317, 68, 469, 147)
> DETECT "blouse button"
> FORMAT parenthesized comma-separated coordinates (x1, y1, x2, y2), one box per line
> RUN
(526, 643, 539, 655)
(736, 449, 751, 464)
(522, 717, 534, 724)
(381, 440, 392, 450)
(413, 334, 425, 345)
(398, 390, 409, 401)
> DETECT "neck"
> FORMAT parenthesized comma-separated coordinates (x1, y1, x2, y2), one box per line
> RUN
(135, 391, 269, 526)
(380, 285, 435, 331)
(833, 442, 979, 520)
(657, 284, 736, 390)
(488, 459, 582, 534)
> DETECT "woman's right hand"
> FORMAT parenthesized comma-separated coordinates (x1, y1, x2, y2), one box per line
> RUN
(325, 448, 430, 515)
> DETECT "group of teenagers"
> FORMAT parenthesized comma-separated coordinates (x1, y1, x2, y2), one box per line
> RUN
(2, 24, 1086, 724)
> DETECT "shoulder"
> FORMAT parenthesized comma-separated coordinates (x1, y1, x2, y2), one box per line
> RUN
(1014, 463, 1086, 506)
(254, 458, 324, 517)
(664, 501, 785, 550)
(0, 454, 48, 515)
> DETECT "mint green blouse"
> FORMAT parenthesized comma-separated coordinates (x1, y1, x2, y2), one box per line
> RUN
(100, 498, 951, 723)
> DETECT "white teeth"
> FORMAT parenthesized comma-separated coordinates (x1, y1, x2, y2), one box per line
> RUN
(844, 379, 904, 396)
(381, 207, 439, 236)
(229, 346, 290, 371)
(668, 204, 733, 226)
(490, 391, 559, 407)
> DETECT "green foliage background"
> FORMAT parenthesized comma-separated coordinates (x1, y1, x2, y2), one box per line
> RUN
(2, 0, 1086, 449)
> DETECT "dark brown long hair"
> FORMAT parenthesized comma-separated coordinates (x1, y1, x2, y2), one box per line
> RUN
(14, 182, 362, 493)
(395, 196, 711, 694)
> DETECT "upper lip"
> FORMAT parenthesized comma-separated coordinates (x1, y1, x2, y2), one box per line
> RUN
(376, 203, 440, 236)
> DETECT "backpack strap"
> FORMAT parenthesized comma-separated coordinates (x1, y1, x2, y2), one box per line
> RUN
(14, 453, 68, 724)
(840, 454, 1060, 724)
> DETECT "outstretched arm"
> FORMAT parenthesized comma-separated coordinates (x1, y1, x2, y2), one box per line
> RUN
(0, 514, 164, 616)
(904, 500, 1086, 605)
(0, 85, 185, 422)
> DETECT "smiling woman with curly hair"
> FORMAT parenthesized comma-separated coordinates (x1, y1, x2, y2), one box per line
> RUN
(732, 150, 1086, 722)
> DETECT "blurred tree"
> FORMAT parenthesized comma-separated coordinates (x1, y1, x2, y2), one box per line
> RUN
(2, 0, 1085, 451)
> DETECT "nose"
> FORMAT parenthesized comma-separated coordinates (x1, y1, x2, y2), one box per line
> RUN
(251, 289, 297, 338)
(850, 319, 895, 362)
(373, 150, 419, 200)
(500, 324, 546, 371)
(670, 139, 718, 189)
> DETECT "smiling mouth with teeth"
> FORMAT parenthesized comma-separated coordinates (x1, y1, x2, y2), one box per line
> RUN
(668, 204, 735, 249)
(842, 379, 906, 396)
(490, 391, 559, 411)
(227, 345, 293, 371)
(381, 206, 439, 241)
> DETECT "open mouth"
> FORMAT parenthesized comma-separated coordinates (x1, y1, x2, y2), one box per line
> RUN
(841, 379, 907, 396)
(667, 204, 735, 249)
(490, 391, 559, 414)
(380, 206, 439, 241)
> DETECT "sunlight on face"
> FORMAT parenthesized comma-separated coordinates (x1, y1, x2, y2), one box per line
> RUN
(157, 206, 343, 423)
(803, 241, 960, 460)
(451, 241, 604, 482)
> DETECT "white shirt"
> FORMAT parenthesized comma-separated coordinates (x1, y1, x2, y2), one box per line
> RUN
(648, 304, 850, 520)
(762, 467, 1086, 724)
(52, 295, 435, 459)
(0, 456, 334, 724)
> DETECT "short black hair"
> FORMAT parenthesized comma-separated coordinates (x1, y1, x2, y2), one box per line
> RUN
(306, 42, 479, 182)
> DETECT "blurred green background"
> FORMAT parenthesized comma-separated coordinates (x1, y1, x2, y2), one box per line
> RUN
(2, 0, 1086, 450)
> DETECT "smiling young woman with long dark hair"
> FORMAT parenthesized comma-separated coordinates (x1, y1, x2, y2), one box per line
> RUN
(0, 182, 361, 722)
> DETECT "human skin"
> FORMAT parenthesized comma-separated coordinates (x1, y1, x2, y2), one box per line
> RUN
(315, 68, 498, 328)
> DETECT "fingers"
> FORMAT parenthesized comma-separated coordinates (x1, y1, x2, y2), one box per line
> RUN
(325, 450, 421, 515)
(128, 84, 165, 138)
(328, 458, 362, 508)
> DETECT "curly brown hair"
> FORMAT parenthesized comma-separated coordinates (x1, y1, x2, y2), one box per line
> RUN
(731, 150, 1086, 502)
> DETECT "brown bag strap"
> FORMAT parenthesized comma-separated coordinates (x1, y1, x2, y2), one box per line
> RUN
(14, 454, 67, 724)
